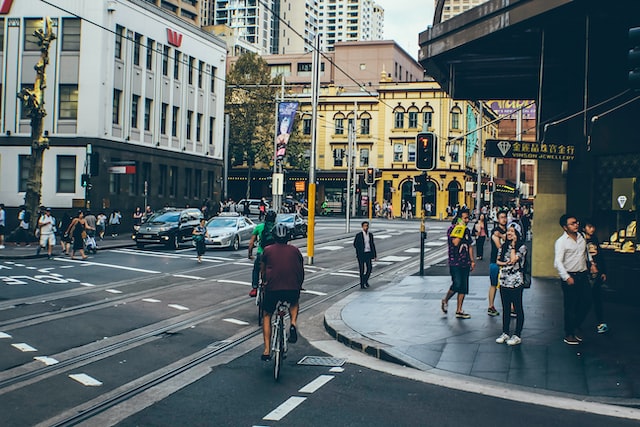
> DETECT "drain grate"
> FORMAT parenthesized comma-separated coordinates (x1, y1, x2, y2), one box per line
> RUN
(297, 356, 346, 367)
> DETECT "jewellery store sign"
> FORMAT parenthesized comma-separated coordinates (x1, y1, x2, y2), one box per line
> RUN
(485, 139, 576, 161)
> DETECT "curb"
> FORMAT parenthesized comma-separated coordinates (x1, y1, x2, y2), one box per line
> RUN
(0, 241, 136, 260)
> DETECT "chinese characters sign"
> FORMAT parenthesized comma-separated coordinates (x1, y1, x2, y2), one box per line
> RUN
(485, 139, 576, 161)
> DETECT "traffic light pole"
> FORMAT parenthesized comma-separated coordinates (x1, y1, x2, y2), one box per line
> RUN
(419, 186, 427, 277)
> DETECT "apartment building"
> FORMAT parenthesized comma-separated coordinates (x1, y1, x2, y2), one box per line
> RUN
(318, 0, 384, 51)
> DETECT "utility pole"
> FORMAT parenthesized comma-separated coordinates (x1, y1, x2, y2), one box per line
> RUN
(306, 35, 321, 265)
(515, 108, 523, 207)
(476, 102, 483, 216)
(18, 18, 55, 219)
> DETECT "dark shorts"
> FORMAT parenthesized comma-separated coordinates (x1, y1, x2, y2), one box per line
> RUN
(263, 290, 300, 315)
(489, 263, 499, 286)
(0, 225, 4, 234)
(449, 266, 470, 295)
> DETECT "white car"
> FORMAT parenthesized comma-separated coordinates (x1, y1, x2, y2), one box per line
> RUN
(203, 213, 256, 251)
(236, 199, 269, 216)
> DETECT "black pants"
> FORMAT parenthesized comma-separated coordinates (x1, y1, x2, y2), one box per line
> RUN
(561, 272, 591, 336)
(251, 253, 262, 289)
(476, 236, 486, 258)
(357, 252, 374, 286)
(500, 286, 524, 336)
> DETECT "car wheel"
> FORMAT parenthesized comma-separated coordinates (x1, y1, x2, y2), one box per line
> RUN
(166, 234, 179, 250)
(231, 236, 240, 251)
(136, 242, 145, 249)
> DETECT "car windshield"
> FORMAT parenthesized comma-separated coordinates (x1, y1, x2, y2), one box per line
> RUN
(151, 212, 180, 223)
(277, 214, 294, 223)
(207, 218, 237, 228)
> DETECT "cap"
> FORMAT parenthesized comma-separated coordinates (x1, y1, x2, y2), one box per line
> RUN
(507, 221, 522, 236)
(45, 207, 51, 211)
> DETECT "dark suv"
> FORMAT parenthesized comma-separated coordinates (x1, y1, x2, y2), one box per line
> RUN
(133, 208, 204, 249)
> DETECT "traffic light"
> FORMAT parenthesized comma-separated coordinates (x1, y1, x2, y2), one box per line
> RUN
(81, 174, 90, 188)
(414, 173, 428, 193)
(488, 181, 495, 193)
(629, 27, 640, 90)
(416, 132, 436, 170)
(365, 167, 375, 185)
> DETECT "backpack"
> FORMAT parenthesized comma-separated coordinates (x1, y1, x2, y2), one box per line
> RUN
(23, 210, 31, 224)
(260, 222, 277, 249)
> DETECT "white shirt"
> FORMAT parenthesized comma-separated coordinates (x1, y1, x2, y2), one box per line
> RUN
(0, 209, 5, 226)
(362, 231, 371, 253)
(39, 214, 54, 235)
(554, 231, 588, 281)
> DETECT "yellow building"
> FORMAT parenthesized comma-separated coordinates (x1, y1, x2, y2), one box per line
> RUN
(296, 79, 498, 219)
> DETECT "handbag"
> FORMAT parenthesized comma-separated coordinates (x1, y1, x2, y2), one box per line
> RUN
(81, 230, 87, 239)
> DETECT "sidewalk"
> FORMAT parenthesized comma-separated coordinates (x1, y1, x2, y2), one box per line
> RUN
(0, 234, 135, 259)
(325, 257, 640, 405)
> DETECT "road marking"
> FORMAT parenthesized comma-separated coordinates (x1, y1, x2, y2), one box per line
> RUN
(438, 236, 448, 240)
(37, 268, 54, 273)
(12, 343, 37, 352)
(426, 241, 444, 246)
(379, 255, 411, 262)
(80, 283, 95, 287)
(59, 265, 74, 269)
(233, 262, 254, 267)
(302, 289, 327, 296)
(217, 279, 251, 286)
(55, 258, 161, 274)
(14, 264, 25, 267)
(69, 373, 103, 386)
(372, 261, 392, 266)
(168, 304, 190, 311)
(142, 298, 161, 303)
(329, 272, 359, 278)
(110, 249, 181, 259)
(67, 278, 80, 283)
(223, 318, 249, 326)
(329, 367, 345, 373)
(26, 266, 36, 270)
(34, 356, 59, 366)
(0, 265, 12, 270)
(299, 375, 334, 393)
(263, 396, 307, 421)
(404, 248, 423, 253)
(173, 274, 204, 280)
(105, 289, 123, 294)
(0, 332, 12, 339)
(375, 234, 392, 239)
(317, 246, 343, 251)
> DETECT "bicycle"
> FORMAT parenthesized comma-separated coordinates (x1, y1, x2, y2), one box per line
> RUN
(270, 300, 291, 381)
(256, 284, 265, 326)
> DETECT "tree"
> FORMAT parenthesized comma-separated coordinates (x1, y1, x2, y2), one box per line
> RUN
(225, 53, 278, 199)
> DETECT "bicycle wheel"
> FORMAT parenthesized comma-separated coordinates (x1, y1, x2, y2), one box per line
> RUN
(273, 319, 284, 381)
(257, 288, 264, 326)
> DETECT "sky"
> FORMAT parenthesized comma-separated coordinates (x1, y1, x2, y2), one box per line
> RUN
(375, 0, 435, 59)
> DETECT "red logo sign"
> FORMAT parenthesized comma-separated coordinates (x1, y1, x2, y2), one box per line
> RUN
(167, 28, 183, 48)
(0, 0, 14, 14)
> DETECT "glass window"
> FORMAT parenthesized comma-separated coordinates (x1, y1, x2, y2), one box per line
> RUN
(0, 19, 4, 52)
(210, 66, 217, 93)
(58, 84, 78, 119)
(115, 25, 124, 59)
(24, 18, 43, 51)
(207, 171, 214, 199)
(169, 166, 178, 197)
(131, 94, 140, 128)
(61, 18, 81, 51)
(161, 103, 168, 134)
(360, 117, 370, 135)
(451, 109, 461, 130)
(144, 98, 152, 131)
(184, 168, 192, 198)
(172, 106, 179, 137)
(408, 111, 418, 128)
(188, 56, 195, 85)
(423, 111, 433, 128)
(186, 110, 193, 140)
(196, 113, 202, 142)
(56, 155, 76, 193)
(146, 38, 154, 70)
(209, 117, 215, 145)
(158, 164, 167, 196)
(335, 118, 344, 135)
(359, 148, 369, 167)
(173, 50, 181, 79)
(303, 118, 311, 135)
(112, 89, 122, 125)
(162, 45, 169, 76)
(194, 169, 202, 199)
(198, 61, 204, 88)
(133, 33, 142, 66)
(394, 111, 404, 129)
(408, 143, 416, 162)
(20, 84, 34, 119)
(393, 143, 404, 162)
(18, 155, 31, 192)
(333, 149, 344, 167)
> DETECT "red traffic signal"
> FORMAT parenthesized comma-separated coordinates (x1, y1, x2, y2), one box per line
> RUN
(488, 181, 495, 192)
(365, 167, 375, 185)
(416, 132, 436, 170)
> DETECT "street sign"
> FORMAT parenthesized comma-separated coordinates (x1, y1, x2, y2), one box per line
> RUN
(485, 139, 576, 161)
(272, 173, 284, 196)
(108, 165, 136, 174)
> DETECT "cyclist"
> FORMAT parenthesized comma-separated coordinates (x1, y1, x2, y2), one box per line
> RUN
(259, 223, 304, 361)
(248, 210, 278, 297)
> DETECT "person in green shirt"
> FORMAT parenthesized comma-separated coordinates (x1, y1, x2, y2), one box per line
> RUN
(248, 210, 277, 297)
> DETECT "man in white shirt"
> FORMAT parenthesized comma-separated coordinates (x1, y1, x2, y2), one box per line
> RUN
(554, 214, 591, 345)
(353, 221, 377, 289)
(38, 208, 56, 258)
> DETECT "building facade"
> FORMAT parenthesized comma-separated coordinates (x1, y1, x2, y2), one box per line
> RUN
(142, 0, 201, 25)
(0, 0, 226, 225)
(275, 0, 319, 54)
(435, 0, 488, 23)
(318, 0, 384, 51)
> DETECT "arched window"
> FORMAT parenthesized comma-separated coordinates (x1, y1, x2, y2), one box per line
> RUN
(393, 107, 405, 129)
(407, 107, 419, 128)
(334, 113, 345, 135)
(447, 179, 462, 208)
(421, 106, 434, 128)
(360, 112, 371, 135)
(450, 106, 462, 130)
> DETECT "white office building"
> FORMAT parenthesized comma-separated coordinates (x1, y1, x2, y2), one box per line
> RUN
(0, 0, 227, 218)
(318, 0, 384, 51)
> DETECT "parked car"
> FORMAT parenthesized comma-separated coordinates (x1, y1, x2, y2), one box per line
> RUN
(133, 208, 203, 249)
(276, 213, 307, 239)
(236, 199, 269, 216)
(203, 212, 256, 251)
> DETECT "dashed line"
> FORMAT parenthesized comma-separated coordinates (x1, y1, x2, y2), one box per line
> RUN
(302, 290, 327, 296)
(217, 279, 251, 286)
(173, 274, 204, 280)
(105, 289, 123, 294)
(263, 396, 307, 421)
(34, 356, 59, 366)
(168, 304, 189, 311)
(142, 298, 161, 303)
(316, 246, 343, 251)
(26, 266, 37, 270)
(54, 258, 161, 273)
(0, 332, 12, 339)
(298, 375, 334, 393)
(80, 283, 95, 287)
(223, 318, 249, 326)
(12, 343, 38, 352)
(329, 272, 359, 278)
(378, 255, 411, 262)
(69, 373, 103, 386)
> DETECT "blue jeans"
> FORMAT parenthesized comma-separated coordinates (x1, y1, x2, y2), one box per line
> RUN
(449, 266, 470, 294)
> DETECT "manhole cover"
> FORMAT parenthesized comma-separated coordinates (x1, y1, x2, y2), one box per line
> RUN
(297, 356, 346, 367)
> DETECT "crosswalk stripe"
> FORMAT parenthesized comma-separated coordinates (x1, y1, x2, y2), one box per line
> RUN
(34, 356, 59, 366)
(12, 343, 37, 352)
(299, 375, 334, 393)
(69, 373, 102, 386)
(223, 318, 249, 326)
(263, 396, 307, 421)
(168, 304, 189, 311)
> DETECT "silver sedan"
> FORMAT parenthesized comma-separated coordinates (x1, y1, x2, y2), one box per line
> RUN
(203, 214, 256, 251)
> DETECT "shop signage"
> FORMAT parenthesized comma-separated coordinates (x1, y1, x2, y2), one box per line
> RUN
(295, 181, 306, 192)
(167, 28, 183, 48)
(612, 178, 636, 211)
(485, 139, 576, 161)
(0, 0, 14, 14)
(108, 165, 136, 174)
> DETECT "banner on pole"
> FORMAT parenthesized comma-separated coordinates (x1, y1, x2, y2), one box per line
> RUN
(276, 102, 298, 161)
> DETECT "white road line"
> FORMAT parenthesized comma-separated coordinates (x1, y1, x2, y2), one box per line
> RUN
(0, 332, 12, 339)
(372, 261, 392, 266)
(26, 266, 36, 270)
(316, 246, 343, 251)
(263, 396, 307, 421)
(426, 241, 444, 246)
(14, 264, 25, 267)
(329, 367, 345, 373)
(379, 255, 411, 262)
(375, 234, 392, 239)
(404, 248, 423, 253)
(37, 268, 54, 273)
(168, 304, 190, 311)
(329, 272, 360, 278)
(12, 343, 37, 352)
(438, 236, 448, 240)
(69, 373, 103, 386)
(54, 258, 161, 274)
(223, 318, 250, 326)
(173, 274, 204, 280)
(67, 278, 80, 283)
(34, 356, 59, 366)
(109, 249, 181, 259)
(80, 283, 95, 287)
(142, 298, 161, 303)
(298, 375, 335, 393)
(105, 289, 123, 294)
(233, 262, 254, 267)
(217, 279, 251, 286)
(302, 290, 327, 296)
(59, 265, 74, 269)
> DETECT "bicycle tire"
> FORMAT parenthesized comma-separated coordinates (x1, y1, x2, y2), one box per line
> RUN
(273, 319, 284, 381)
(257, 289, 264, 326)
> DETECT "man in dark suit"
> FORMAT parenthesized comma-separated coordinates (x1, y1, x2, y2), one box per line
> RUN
(353, 221, 377, 289)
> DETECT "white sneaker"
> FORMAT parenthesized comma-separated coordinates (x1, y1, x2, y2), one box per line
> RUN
(507, 335, 522, 346)
(495, 333, 510, 344)
(0, 245, 4, 249)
